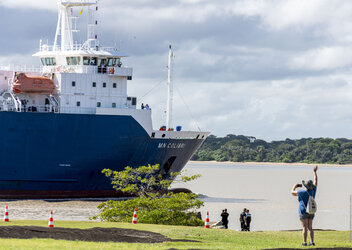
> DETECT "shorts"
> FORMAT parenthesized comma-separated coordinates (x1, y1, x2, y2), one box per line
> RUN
(299, 213, 315, 220)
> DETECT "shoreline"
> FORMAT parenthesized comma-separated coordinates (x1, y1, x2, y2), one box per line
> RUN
(188, 160, 352, 167)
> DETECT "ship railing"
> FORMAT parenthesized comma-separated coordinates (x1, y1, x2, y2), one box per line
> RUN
(43, 65, 132, 76)
(0, 103, 98, 115)
(0, 65, 42, 73)
(21, 105, 96, 114)
(40, 44, 83, 52)
(0, 104, 52, 113)
(39, 44, 121, 53)
(12, 105, 59, 113)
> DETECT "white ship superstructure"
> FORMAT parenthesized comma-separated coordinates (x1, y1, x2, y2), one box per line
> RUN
(0, 0, 209, 198)
(34, 0, 135, 114)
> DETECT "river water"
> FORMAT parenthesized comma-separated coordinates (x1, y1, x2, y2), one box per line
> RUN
(1, 162, 351, 231)
(171, 162, 352, 231)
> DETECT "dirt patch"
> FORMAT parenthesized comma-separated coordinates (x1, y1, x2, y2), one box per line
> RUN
(0, 226, 174, 243)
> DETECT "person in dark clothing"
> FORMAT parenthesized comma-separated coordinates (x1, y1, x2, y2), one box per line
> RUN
(239, 208, 247, 231)
(245, 209, 252, 231)
(221, 209, 229, 229)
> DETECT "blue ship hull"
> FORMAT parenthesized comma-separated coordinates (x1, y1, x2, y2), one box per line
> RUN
(0, 112, 204, 198)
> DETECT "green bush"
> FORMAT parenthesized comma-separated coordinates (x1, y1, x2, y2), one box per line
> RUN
(91, 193, 204, 226)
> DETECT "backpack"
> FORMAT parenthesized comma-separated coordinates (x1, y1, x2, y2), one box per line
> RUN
(306, 193, 317, 215)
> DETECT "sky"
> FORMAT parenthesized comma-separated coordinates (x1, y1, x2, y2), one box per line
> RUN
(1, 0, 352, 141)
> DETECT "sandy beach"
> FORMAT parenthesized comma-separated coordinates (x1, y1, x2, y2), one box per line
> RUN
(189, 160, 352, 167)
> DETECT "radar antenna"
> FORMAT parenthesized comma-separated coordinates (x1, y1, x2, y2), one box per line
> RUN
(53, 0, 99, 51)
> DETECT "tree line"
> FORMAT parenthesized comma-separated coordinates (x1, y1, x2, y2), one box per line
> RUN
(191, 135, 352, 164)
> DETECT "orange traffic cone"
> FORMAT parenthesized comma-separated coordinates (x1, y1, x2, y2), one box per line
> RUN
(48, 210, 54, 227)
(4, 205, 9, 222)
(205, 211, 210, 228)
(132, 208, 137, 224)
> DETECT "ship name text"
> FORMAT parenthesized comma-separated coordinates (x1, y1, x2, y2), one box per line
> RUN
(158, 142, 186, 149)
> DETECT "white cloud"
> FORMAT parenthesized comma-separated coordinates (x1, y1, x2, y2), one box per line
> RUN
(230, 0, 328, 30)
(290, 46, 352, 71)
(101, 2, 220, 28)
(3, 0, 352, 140)
(229, 0, 352, 42)
(0, 0, 57, 11)
(0, 53, 38, 66)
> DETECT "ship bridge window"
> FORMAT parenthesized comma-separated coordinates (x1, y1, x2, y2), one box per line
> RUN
(98, 58, 107, 67)
(107, 58, 114, 67)
(90, 57, 97, 66)
(83, 57, 91, 66)
(66, 57, 81, 65)
(42, 57, 56, 66)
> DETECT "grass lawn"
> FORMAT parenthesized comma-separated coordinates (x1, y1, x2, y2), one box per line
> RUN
(0, 220, 351, 249)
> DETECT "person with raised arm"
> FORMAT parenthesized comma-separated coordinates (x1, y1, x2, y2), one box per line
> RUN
(291, 166, 318, 247)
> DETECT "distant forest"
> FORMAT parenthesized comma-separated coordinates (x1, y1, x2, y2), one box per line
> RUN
(191, 135, 352, 164)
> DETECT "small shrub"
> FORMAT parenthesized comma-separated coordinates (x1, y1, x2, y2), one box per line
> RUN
(91, 193, 204, 226)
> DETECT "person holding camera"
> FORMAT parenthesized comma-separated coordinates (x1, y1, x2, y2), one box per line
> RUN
(291, 166, 318, 247)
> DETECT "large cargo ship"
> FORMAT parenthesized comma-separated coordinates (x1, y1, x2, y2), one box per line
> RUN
(0, 0, 209, 198)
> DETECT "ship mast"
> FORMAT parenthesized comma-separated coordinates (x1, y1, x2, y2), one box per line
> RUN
(166, 45, 174, 130)
(53, 0, 99, 51)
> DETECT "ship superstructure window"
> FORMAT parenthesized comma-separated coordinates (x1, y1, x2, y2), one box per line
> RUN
(113, 83, 117, 88)
(90, 57, 97, 66)
(97, 102, 101, 107)
(103, 82, 106, 88)
(112, 103, 116, 108)
(98, 58, 107, 67)
(92, 82, 96, 87)
(41, 57, 56, 66)
(72, 81, 76, 87)
(66, 57, 81, 65)
(107, 58, 115, 67)
(83, 57, 90, 65)
(76, 101, 80, 107)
